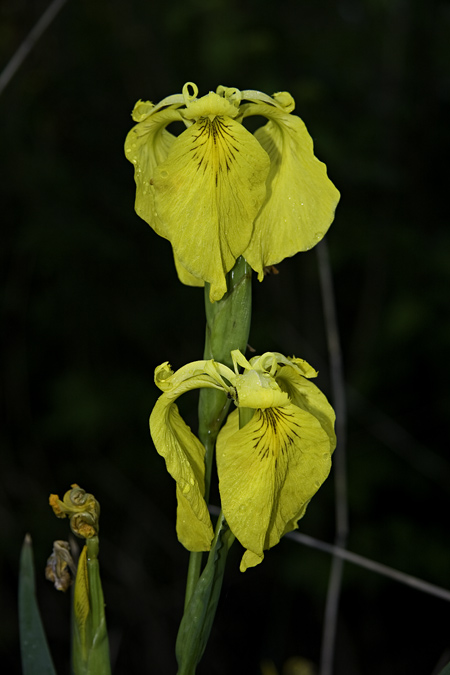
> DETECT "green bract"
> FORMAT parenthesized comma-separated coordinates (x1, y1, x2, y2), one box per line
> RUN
(125, 82, 340, 302)
(149, 350, 336, 571)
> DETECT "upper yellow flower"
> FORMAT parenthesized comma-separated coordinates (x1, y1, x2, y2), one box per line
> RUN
(125, 82, 340, 301)
(149, 350, 335, 571)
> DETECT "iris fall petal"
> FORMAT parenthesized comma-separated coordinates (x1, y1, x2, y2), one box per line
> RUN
(150, 397, 214, 550)
(125, 103, 183, 238)
(242, 98, 340, 279)
(153, 114, 269, 301)
(216, 402, 332, 572)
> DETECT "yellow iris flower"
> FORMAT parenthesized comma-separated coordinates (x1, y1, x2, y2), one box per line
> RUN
(150, 350, 335, 571)
(125, 83, 340, 302)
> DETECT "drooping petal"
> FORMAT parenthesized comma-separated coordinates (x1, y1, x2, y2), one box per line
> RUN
(173, 252, 204, 288)
(150, 359, 233, 551)
(216, 403, 332, 571)
(150, 397, 214, 551)
(152, 115, 270, 301)
(124, 102, 184, 238)
(241, 95, 340, 279)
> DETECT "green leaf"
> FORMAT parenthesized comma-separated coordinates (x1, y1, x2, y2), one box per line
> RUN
(176, 514, 234, 675)
(436, 662, 450, 675)
(19, 534, 57, 675)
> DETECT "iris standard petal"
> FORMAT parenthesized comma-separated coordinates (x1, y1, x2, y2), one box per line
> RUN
(150, 396, 214, 551)
(242, 99, 340, 279)
(124, 104, 183, 238)
(216, 403, 332, 571)
(152, 115, 270, 302)
(251, 352, 318, 381)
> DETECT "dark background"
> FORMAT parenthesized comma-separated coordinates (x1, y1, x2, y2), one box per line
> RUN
(2, 0, 450, 673)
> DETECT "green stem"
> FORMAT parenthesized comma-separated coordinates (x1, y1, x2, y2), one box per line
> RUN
(176, 512, 235, 675)
(184, 552, 202, 611)
(200, 255, 252, 494)
(183, 256, 252, 608)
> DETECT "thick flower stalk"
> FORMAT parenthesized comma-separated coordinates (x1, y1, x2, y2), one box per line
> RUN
(125, 82, 340, 301)
(150, 350, 336, 572)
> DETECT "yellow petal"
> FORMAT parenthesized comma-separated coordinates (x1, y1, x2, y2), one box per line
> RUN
(234, 368, 289, 409)
(251, 352, 318, 380)
(154, 358, 230, 397)
(150, 357, 237, 549)
(124, 104, 183, 237)
(173, 252, 204, 288)
(150, 398, 214, 551)
(242, 99, 340, 279)
(183, 90, 240, 121)
(152, 116, 270, 302)
(231, 349, 288, 409)
(240, 549, 264, 572)
(176, 484, 212, 551)
(154, 361, 175, 392)
(275, 362, 336, 451)
(216, 404, 332, 571)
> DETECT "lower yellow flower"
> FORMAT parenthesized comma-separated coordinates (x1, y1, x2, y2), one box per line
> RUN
(150, 351, 335, 570)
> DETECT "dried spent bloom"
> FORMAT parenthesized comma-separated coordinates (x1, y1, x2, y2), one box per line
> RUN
(150, 350, 335, 571)
(49, 484, 100, 539)
(45, 540, 76, 592)
(125, 82, 340, 301)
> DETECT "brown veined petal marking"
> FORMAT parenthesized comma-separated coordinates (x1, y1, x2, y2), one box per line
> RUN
(251, 406, 301, 469)
(216, 403, 332, 571)
(152, 114, 270, 302)
(192, 116, 241, 185)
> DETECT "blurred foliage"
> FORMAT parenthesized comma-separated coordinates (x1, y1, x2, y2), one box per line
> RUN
(1, 0, 450, 673)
